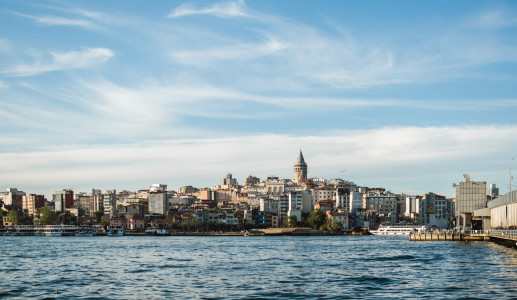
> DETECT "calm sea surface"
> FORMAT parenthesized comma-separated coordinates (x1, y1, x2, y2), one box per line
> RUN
(1, 235, 517, 299)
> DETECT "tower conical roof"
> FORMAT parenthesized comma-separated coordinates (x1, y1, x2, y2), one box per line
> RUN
(297, 149, 306, 165)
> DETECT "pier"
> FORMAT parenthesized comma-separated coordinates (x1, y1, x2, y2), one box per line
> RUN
(410, 232, 464, 241)
(410, 229, 517, 248)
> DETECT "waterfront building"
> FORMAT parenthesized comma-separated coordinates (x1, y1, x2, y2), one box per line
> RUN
(288, 190, 312, 214)
(1, 188, 26, 210)
(75, 193, 90, 217)
(365, 191, 398, 216)
(315, 200, 333, 212)
(89, 189, 103, 217)
(148, 191, 168, 215)
(326, 211, 348, 230)
(405, 195, 425, 223)
(349, 191, 364, 215)
(453, 174, 487, 230)
(423, 192, 449, 228)
(488, 189, 517, 228)
(294, 150, 308, 184)
(53, 189, 73, 213)
(110, 216, 145, 231)
(334, 188, 351, 211)
(22, 194, 44, 216)
(260, 198, 279, 215)
(311, 186, 335, 208)
(103, 190, 117, 218)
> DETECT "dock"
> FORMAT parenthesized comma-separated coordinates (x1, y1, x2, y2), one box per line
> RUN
(410, 232, 464, 241)
(410, 230, 517, 248)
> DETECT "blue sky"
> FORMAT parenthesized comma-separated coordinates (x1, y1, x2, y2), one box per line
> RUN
(1, 0, 517, 198)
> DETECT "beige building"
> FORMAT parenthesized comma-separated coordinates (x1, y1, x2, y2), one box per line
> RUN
(453, 174, 487, 230)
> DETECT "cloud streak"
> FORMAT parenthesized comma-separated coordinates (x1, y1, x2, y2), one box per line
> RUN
(2, 48, 114, 76)
(12, 11, 99, 29)
(168, 0, 248, 18)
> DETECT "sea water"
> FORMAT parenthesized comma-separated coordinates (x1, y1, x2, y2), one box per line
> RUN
(1, 235, 517, 299)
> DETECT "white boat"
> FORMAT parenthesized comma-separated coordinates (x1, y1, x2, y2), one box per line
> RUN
(107, 226, 124, 236)
(370, 225, 427, 235)
(37, 225, 78, 236)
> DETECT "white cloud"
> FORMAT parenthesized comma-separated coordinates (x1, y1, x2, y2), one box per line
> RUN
(12, 12, 98, 29)
(0, 81, 9, 89)
(170, 36, 290, 65)
(2, 48, 114, 76)
(1, 125, 516, 198)
(168, 0, 248, 18)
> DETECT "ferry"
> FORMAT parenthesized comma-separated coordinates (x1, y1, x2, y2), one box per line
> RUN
(107, 226, 124, 236)
(36, 225, 78, 237)
(370, 225, 427, 236)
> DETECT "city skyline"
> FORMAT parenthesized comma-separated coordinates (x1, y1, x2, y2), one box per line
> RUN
(1, 0, 517, 198)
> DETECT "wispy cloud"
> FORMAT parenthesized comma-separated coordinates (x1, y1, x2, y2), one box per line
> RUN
(466, 10, 517, 29)
(170, 36, 290, 65)
(0, 81, 9, 89)
(2, 48, 113, 76)
(168, 0, 248, 18)
(12, 11, 98, 29)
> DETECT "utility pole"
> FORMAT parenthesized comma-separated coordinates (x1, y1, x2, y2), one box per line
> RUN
(511, 158, 514, 193)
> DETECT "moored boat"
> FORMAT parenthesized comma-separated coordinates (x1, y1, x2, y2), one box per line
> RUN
(370, 225, 427, 235)
(107, 226, 124, 236)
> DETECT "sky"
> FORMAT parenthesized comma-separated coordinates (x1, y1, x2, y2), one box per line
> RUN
(1, 0, 517, 199)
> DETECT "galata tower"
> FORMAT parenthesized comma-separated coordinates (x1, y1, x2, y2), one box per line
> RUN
(294, 150, 308, 183)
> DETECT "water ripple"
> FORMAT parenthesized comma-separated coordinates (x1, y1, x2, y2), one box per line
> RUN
(1, 236, 517, 299)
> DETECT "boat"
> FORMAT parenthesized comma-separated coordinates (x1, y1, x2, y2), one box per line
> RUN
(370, 225, 427, 236)
(36, 225, 77, 236)
(107, 226, 124, 236)
(156, 229, 170, 236)
(145, 229, 157, 236)
(76, 226, 95, 237)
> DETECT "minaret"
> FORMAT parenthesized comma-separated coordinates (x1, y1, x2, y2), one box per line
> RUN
(294, 149, 308, 184)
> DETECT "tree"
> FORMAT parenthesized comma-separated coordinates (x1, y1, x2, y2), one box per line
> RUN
(306, 209, 325, 230)
(37, 206, 57, 225)
(7, 209, 18, 225)
(94, 210, 104, 223)
(331, 218, 343, 232)
(287, 215, 298, 228)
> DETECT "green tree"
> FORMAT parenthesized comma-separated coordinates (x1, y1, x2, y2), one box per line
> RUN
(306, 209, 325, 229)
(330, 218, 343, 232)
(287, 215, 298, 228)
(94, 210, 104, 223)
(7, 209, 18, 225)
(37, 206, 57, 225)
